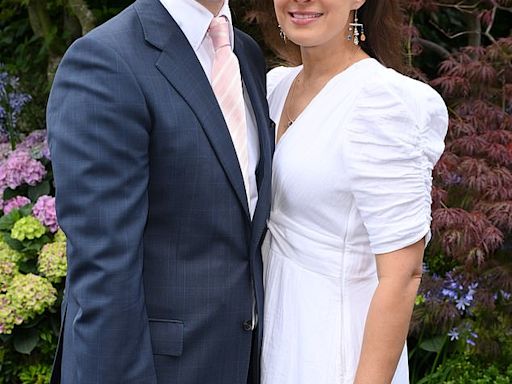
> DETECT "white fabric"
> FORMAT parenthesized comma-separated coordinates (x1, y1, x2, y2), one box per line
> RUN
(261, 58, 448, 384)
(159, 0, 259, 216)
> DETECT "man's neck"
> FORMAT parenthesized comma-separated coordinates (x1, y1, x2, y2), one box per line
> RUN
(195, 0, 225, 15)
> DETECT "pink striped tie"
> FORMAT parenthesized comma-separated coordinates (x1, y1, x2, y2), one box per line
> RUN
(209, 16, 251, 208)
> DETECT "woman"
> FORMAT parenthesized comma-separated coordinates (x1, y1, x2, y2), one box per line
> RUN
(258, 0, 449, 383)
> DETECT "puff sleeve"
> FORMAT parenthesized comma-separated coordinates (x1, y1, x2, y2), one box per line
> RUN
(343, 78, 448, 255)
(267, 66, 296, 99)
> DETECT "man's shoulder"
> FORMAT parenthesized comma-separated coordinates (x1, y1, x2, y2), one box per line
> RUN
(80, 4, 141, 50)
(234, 28, 263, 58)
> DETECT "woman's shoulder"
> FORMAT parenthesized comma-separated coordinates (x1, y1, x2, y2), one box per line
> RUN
(267, 65, 301, 97)
(346, 59, 448, 164)
(358, 60, 448, 131)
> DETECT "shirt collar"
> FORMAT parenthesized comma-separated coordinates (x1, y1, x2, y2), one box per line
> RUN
(160, 0, 234, 51)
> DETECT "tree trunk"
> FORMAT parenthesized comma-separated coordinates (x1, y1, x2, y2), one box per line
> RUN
(67, 0, 96, 35)
(465, 12, 481, 47)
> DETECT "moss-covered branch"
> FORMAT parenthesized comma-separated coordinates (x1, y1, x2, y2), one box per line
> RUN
(67, 0, 95, 35)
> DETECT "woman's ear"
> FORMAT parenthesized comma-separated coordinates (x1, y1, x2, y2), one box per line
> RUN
(352, 0, 367, 10)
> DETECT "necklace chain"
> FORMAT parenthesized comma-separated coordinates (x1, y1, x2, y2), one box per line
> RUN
(284, 48, 362, 128)
(285, 72, 301, 128)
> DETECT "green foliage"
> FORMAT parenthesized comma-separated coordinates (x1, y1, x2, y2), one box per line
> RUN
(417, 354, 512, 384)
(17, 363, 52, 384)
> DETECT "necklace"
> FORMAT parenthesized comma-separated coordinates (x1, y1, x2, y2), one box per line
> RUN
(284, 48, 363, 128)
(285, 71, 301, 128)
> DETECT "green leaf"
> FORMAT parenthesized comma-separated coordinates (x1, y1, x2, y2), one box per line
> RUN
(19, 204, 34, 216)
(17, 258, 38, 274)
(13, 328, 39, 354)
(2, 188, 18, 200)
(27, 181, 50, 201)
(0, 333, 12, 343)
(0, 210, 21, 231)
(419, 336, 446, 353)
(3, 233, 24, 251)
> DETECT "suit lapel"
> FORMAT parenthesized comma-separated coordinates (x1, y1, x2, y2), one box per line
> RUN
(235, 34, 270, 187)
(235, 33, 272, 229)
(135, 0, 250, 220)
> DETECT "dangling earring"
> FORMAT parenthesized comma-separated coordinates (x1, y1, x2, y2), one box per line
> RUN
(347, 9, 366, 45)
(278, 25, 287, 43)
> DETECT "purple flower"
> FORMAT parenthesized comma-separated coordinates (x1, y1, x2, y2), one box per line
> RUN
(448, 328, 459, 341)
(442, 288, 458, 300)
(3, 196, 31, 215)
(456, 296, 471, 311)
(0, 149, 46, 189)
(445, 172, 463, 186)
(0, 70, 31, 133)
(466, 332, 478, 346)
(32, 195, 58, 233)
(440, 273, 478, 314)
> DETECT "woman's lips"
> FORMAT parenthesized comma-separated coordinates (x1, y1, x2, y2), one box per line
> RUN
(289, 11, 323, 26)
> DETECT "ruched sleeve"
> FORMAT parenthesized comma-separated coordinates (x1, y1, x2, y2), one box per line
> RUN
(343, 76, 448, 255)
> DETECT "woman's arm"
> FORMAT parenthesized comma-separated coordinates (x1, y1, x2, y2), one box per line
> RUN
(354, 239, 424, 384)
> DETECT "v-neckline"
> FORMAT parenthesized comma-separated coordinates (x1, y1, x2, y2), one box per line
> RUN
(274, 58, 374, 148)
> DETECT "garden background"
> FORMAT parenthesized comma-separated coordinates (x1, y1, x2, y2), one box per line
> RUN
(0, 0, 511, 382)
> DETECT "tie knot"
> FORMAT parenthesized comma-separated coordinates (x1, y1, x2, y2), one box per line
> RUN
(209, 16, 231, 51)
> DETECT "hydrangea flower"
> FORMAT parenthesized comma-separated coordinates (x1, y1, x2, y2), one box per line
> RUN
(6, 273, 57, 323)
(0, 239, 23, 263)
(0, 149, 46, 190)
(0, 142, 12, 160)
(0, 259, 17, 291)
(32, 195, 58, 233)
(11, 216, 46, 241)
(38, 242, 66, 283)
(0, 294, 20, 334)
(17, 130, 49, 160)
(2, 195, 31, 215)
(54, 229, 66, 243)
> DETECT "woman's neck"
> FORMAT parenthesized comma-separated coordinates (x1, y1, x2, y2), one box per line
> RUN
(300, 42, 367, 84)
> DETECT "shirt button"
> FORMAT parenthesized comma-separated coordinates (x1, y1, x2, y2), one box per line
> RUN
(242, 320, 253, 331)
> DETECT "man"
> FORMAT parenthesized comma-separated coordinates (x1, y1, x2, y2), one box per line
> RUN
(47, 0, 273, 382)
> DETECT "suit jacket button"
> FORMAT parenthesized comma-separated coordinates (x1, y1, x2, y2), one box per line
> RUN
(243, 320, 253, 331)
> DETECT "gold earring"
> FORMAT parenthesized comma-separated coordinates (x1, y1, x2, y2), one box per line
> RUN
(347, 9, 366, 45)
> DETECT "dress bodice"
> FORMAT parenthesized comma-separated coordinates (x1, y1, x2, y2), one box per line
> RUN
(267, 58, 448, 257)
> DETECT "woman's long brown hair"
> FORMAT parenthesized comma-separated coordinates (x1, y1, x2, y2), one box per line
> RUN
(251, 0, 405, 71)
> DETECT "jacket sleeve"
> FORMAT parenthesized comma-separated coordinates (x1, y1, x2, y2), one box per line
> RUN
(47, 34, 157, 383)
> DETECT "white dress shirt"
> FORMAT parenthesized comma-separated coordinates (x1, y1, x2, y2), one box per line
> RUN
(159, 0, 260, 218)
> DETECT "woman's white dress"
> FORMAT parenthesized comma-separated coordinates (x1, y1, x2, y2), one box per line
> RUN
(261, 58, 448, 384)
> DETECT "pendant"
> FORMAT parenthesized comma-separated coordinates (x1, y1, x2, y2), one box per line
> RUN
(287, 120, 293, 127)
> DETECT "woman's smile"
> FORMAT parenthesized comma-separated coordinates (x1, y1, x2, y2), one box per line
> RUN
(288, 11, 324, 26)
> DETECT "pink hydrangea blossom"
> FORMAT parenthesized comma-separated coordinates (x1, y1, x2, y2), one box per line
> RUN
(3, 196, 31, 215)
(32, 195, 59, 233)
(0, 150, 46, 190)
(17, 130, 50, 160)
